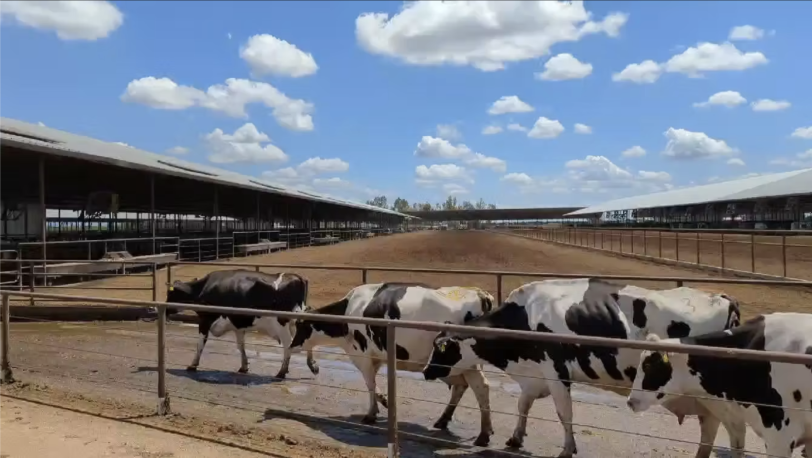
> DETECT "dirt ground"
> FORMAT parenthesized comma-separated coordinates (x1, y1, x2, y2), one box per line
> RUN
(18, 230, 812, 319)
(513, 228, 812, 280)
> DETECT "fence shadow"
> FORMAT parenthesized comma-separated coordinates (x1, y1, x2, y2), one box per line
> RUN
(261, 407, 542, 457)
(133, 366, 295, 386)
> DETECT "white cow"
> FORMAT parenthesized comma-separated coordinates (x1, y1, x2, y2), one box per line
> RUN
(628, 312, 812, 458)
(423, 278, 742, 458)
(289, 282, 497, 446)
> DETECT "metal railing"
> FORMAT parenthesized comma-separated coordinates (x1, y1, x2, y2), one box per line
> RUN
(2, 290, 812, 458)
(500, 227, 812, 281)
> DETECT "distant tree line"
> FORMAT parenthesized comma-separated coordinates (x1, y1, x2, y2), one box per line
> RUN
(365, 195, 497, 212)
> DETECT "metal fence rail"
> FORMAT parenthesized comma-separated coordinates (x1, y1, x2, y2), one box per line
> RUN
(2, 290, 812, 458)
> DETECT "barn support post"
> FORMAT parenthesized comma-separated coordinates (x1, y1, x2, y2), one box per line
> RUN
(150, 174, 156, 255)
(156, 303, 170, 415)
(386, 323, 399, 458)
(256, 192, 261, 233)
(1, 294, 14, 384)
(213, 188, 220, 260)
(38, 157, 47, 278)
(151, 263, 158, 302)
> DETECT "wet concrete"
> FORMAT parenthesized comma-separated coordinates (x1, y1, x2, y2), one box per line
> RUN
(7, 321, 777, 458)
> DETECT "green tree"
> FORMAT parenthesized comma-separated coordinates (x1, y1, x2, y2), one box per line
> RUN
(487, 203, 497, 209)
(475, 198, 487, 209)
(391, 197, 411, 212)
(443, 196, 458, 210)
(461, 200, 475, 210)
(421, 202, 433, 211)
(365, 195, 388, 209)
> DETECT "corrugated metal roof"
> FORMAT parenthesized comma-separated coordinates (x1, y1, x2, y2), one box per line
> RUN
(566, 168, 812, 216)
(0, 117, 413, 218)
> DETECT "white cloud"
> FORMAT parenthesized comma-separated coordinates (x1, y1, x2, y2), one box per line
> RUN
(488, 96, 534, 115)
(415, 164, 473, 185)
(239, 34, 318, 78)
(166, 146, 189, 155)
(693, 90, 747, 108)
(464, 153, 507, 173)
(566, 155, 632, 182)
(313, 177, 353, 189)
(355, 1, 627, 72)
(527, 117, 564, 139)
(727, 158, 746, 166)
(750, 99, 791, 112)
(113, 141, 134, 148)
(769, 149, 812, 168)
(121, 77, 315, 132)
(262, 167, 300, 182)
(573, 123, 592, 134)
(558, 155, 673, 194)
(481, 125, 503, 135)
(791, 126, 812, 139)
(297, 157, 350, 175)
(204, 123, 288, 164)
(442, 183, 469, 195)
(662, 127, 738, 160)
(621, 146, 646, 158)
(637, 170, 672, 182)
(663, 42, 768, 78)
(507, 123, 528, 132)
(37, 121, 46, 127)
(799, 149, 812, 159)
(536, 53, 593, 81)
(612, 60, 662, 84)
(227, 32, 232, 40)
(0, 0, 123, 41)
(436, 124, 462, 140)
(414, 136, 471, 159)
(501, 172, 533, 186)
(729, 25, 765, 41)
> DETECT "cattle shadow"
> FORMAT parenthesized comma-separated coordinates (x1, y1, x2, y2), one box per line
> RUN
(713, 451, 761, 458)
(133, 366, 296, 386)
(261, 407, 542, 457)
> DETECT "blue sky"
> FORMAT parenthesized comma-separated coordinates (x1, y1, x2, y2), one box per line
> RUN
(2, 1, 811, 210)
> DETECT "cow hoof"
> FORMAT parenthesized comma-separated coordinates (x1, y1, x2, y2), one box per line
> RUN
(505, 437, 523, 449)
(308, 364, 320, 376)
(376, 394, 388, 409)
(361, 415, 377, 425)
(237, 367, 249, 374)
(432, 418, 450, 430)
(185, 366, 198, 372)
(273, 371, 287, 380)
(557, 450, 575, 458)
(473, 433, 490, 447)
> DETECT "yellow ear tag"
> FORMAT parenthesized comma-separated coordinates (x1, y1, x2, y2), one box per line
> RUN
(168, 286, 174, 291)
(661, 354, 669, 363)
(439, 342, 447, 352)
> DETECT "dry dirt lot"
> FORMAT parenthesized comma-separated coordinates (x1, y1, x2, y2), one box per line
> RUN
(18, 230, 812, 319)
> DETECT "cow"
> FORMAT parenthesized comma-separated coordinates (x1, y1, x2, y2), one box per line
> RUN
(166, 269, 319, 379)
(422, 278, 742, 458)
(627, 312, 812, 458)
(289, 282, 497, 446)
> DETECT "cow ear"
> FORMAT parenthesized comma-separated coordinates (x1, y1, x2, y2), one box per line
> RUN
(645, 333, 661, 342)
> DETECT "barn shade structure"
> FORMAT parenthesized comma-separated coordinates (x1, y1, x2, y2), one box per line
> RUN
(404, 207, 583, 223)
(0, 117, 415, 261)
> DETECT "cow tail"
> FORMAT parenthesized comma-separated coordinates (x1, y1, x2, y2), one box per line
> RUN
(303, 276, 310, 311)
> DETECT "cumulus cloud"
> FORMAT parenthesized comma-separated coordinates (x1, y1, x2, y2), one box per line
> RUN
(612, 60, 662, 84)
(263, 157, 352, 189)
(573, 123, 592, 134)
(413, 136, 506, 172)
(355, 1, 627, 72)
(488, 96, 534, 115)
(791, 126, 812, 139)
(536, 53, 593, 81)
(121, 77, 315, 132)
(501, 172, 533, 186)
(0, 1, 123, 41)
(507, 123, 528, 132)
(750, 99, 791, 112)
(729, 25, 765, 41)
(481, 125, 503, 135)
(769, 149, 812, 168)
(297, 157, 350, 175)
(727, 158, 746, 166)
(693, 90, 747, 108)
(527, 117, 564, 139)
(662, 128, 738, 160)
(621, 146, 646, 158)
(436, 124, 462, 140)
(113, 141, 134, 148)
(637, 170, 672, 182)
(566, 155, 632, 182)
(464, 153, 507, 173)
(442, 183, 469, 195)
(415, 164, 473, 186)
(166, 146, 189, 155)
(204, 123, 288, 164)
(312, 177, 353, 189)
(239, 34, 318, 78)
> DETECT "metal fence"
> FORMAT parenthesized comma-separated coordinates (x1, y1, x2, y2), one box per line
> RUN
(501, 227, 812, 281)
(2, 289, 812, 458)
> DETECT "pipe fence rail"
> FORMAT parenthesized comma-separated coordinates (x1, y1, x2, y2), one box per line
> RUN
(2, 290, 812, 457)
(500, 227, 812, 281)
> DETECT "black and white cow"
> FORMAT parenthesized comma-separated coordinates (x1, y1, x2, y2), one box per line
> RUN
(166, 269, 319, 379)
(423, 278, 741, 458)
(289, 282, 497, 446)
(627, 312, 812, 458)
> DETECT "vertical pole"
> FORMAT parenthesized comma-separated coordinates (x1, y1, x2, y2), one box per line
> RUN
(214, 188, 220, 260)
(386, 323, 399, 458)
(695, 231, 700, 265)
(496, 274, 503, 304)
(152, 263, 158, 302)
(643, 230, 648, 256)
(676, 231, 680, 261)
(721, 233, 726, 271)
(620, 230, 623, 253)
(150, 174, 156, 255)
(28, 261, 35, 307)
(362, 269, 368, 284)
(39, 158, 47, 281)
(781, 235, 787, 278)
(1, 294, 14, 384)
(658, 231, 662, 258)
(167, 264, 173, 289)
(750, 233, 755, 273)
(157, 304, 170, 415)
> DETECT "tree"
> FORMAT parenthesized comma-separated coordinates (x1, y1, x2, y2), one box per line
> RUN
(475, 198, 487, 210)
(421, 202, 433, 211)
(391, 197, 411, 213)
(461, 200, 475, 210)
(487, 203, 497, 209)
(365, 195, 388, 209)
(443, 196, 458, 210)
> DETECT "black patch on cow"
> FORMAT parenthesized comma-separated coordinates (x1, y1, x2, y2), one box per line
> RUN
(623, 366, 637, 382)
(640, 352, 673, 392)
(722, 294, 742, 329)
(290, 298, 351, 349)
(784, 418, 790, 427)
(666, 321, 692, 338)
(610, 293, 620, 302)
(679, 314, 786, 431)
(463, 302, 544, 372)
(353, 330, 368, 353)
(423, 337, 463, 380)
(793, 390, 802, 403)
(632, 299, 648, 329)
(464, 311, 475, 322)
(361, 283, 416, 361)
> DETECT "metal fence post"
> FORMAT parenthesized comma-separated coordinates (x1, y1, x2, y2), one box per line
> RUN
(619, 231, 623, 253)
(643, 230, 647, 256)
(676, 232, 680, 261)
(386, 323, 399, 458)
(362, 269, 368, 284)
(658, 231, 662, 258)
(28, 261, 35, 307)
(496, 274, 503, 304)
(152, 263, 158, 302)
(721, 234, 726, 271)
(167, 263, 173, 288)
(695, 232, 700, 265)
(750, 233, 755, 273)
(197, 240, 202, 262)
(157, 304, 170, 415)
(1, 294, 14, 384)
(781, 235, 787, 278)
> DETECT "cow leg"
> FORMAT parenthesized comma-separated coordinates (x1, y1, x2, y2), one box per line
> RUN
(287, 319, 320, 376)
(506, 389, 538, 449)
(186, 330, 209, 372)
(354, 356, 383, 424)
(547, 379, 577, 458)
(693, 415, 720, 458)
(463, 369, 493, 447)
(721, 418, 746, 458)
(235, 329, 249, 374)
(434, 378, 467, 430)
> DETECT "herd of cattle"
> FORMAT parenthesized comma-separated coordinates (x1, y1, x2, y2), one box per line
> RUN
(166, 269, 812, 458)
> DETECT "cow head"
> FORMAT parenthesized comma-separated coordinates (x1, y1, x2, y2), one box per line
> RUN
(166, 280, 195, 303)
(422, 327, 481, 381)
(626, 334, 689, 414)
(469, 287, 495, 313)
(717, 293, 741, 329)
